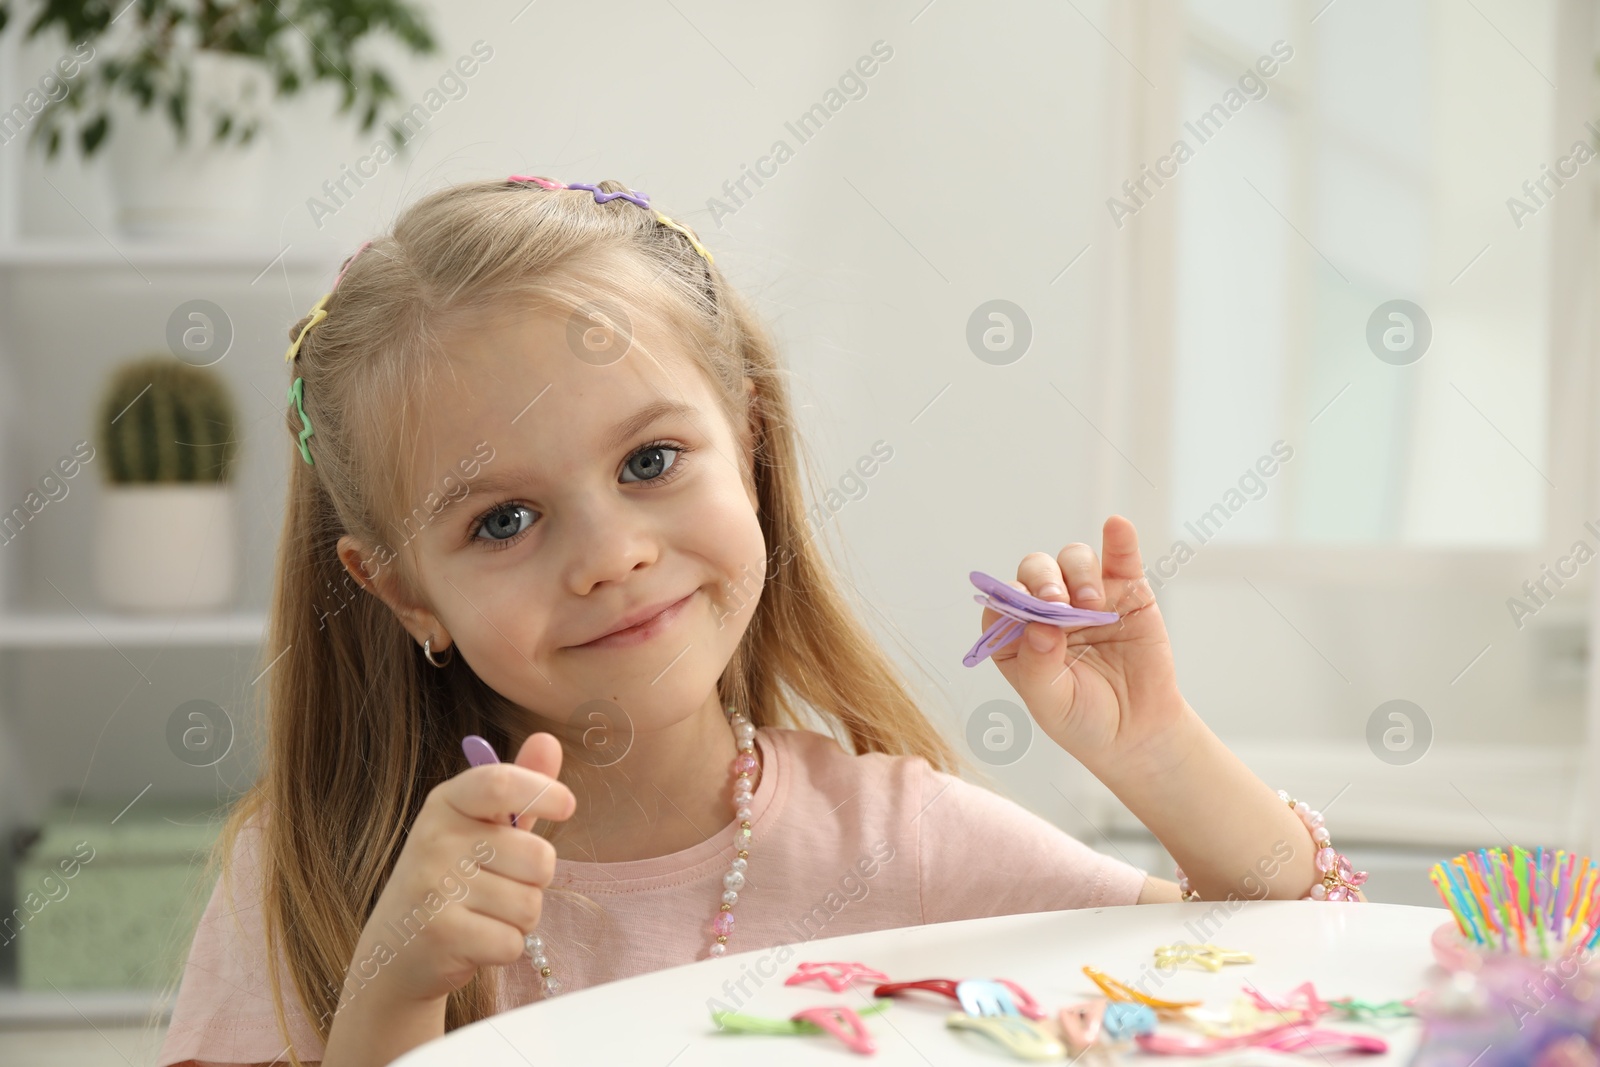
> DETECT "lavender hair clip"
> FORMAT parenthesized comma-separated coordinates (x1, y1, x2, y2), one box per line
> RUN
(963, 570, 1120, 668)
(564, 181, 651, 208)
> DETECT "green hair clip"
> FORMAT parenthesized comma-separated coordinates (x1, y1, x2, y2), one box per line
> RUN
(288, 376, 315, 467)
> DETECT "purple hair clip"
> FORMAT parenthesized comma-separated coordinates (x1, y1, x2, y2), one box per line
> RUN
(963, 570, 1119, 668)
(564, 181, 651, 209)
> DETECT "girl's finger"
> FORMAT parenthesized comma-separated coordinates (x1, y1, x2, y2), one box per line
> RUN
(1053, 542, 1104, 608)
(450, 905, 540, 968)
(1100, 515, 1157, 615)
(455, 866, 547, 935)
(1016, 551, 1070, 603)
(444, 763, 576, 827)
(471, 824, 558, 887)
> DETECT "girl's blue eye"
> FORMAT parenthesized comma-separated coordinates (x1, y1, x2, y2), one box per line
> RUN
(470, 441, 689, 548)
(620, 444, 682, 484)
(476, 504, 535, 543)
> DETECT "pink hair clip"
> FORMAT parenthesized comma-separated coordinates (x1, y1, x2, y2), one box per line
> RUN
(508, 174, 566, 189)
(785, 961, 891, 993)
(964, 570, 1120, 667)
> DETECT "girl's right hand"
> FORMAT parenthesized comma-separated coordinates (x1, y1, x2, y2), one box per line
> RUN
(348, 732, 576, 1006)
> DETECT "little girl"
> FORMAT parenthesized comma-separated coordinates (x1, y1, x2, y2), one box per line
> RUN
(156, 176, 1364, 1067)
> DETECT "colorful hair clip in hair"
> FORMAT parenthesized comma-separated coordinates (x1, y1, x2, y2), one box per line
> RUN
(564, 181, 651, 208)
(507, 174, 714, 266)
(653, 210, 715, 265)
(284, 239, 374, 466)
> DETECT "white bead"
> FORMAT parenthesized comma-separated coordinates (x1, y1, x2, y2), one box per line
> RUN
(1277, 789, 1290, 802)
(736, 722, 756, 741)
(527, 934, 544, 952)
(734, 792, 753, 806)
(723, 889, 739, 905)
(725, 870, 746, 891)
(732, 857, 747, 872)
(738, 739, 755, 752)
(1315, 827, 1331, 845)
(1293, 801, 1310, 817)
(542, 976, 562, 995)
(736, 806, 752, 821)
(710, 942, 726, 957)
(532, 953, 548, 967)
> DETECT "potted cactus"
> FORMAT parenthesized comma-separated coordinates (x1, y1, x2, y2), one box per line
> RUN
(93, 356, 239, 611)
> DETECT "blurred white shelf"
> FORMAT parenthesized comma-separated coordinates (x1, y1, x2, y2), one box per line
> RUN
(0, 610, 266, 648)
(1077, 740, 1587, 852)
(0, 985, 173, 1028)
(0, 239, 336, 271)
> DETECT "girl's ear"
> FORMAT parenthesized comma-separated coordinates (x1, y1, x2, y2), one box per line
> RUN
(335, 533, 449, 648)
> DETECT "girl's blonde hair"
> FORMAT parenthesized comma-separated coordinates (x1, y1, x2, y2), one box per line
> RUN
(214, 177, 969, 1060)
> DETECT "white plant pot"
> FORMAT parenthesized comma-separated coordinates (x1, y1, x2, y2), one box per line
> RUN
(95, 484, 237, 612)
(104, 51, 269, 240)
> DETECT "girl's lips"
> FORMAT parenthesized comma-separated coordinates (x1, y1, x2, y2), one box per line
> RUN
(570, 591, 695, 650)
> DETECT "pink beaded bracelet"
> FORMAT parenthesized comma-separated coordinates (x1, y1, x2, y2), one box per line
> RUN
(1174, 788, 1368, 902)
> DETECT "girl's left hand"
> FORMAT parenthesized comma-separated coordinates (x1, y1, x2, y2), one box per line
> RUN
(982, 515, 1192, 776)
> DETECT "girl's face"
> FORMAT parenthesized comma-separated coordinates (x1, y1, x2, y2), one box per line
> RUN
(341, 302, 767, 739)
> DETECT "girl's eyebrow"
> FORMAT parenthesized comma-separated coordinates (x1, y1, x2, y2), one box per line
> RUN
(432, 398, 699, 519)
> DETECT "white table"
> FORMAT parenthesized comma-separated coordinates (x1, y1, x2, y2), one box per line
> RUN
(394, 901, 1453, 1064)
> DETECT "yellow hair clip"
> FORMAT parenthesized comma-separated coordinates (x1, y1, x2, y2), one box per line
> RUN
(654, 210, 715, 265)
(284, 292, 331, 363)
(1153, 942, 1255, 972)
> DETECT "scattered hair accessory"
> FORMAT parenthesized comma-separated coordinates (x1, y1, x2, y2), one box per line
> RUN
(333, 239, 373, 289)
(1151, 941, 1254, 972)
(1080, 966, 1201, 1017)
(872, 977, 1045, 1021)
(945, 1011, 1065, 1059)
(1102, 1002, 1159, 1041)
(711, 998, 890, 1055)
(1057, 999, 1107, 1055)
(785, 961, 891, 993)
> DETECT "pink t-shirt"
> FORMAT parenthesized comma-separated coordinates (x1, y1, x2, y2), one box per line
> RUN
(158, 724, 1148, 1065)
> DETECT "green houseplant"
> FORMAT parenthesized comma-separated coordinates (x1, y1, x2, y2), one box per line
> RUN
(0, 0, 436, 236)
(93, 356, 241, 611)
